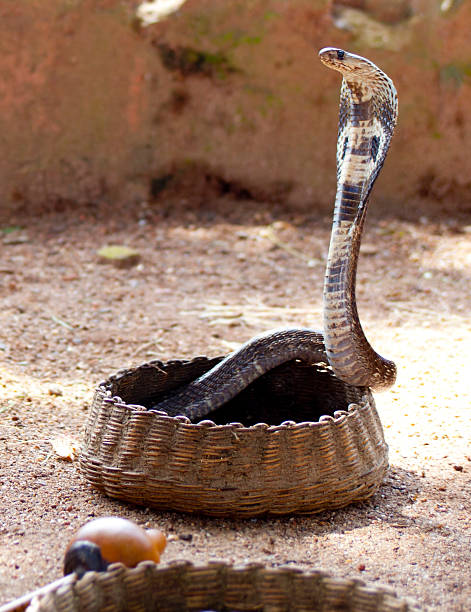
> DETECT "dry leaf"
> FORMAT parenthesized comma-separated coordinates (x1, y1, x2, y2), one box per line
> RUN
(51, 436, 79, 461)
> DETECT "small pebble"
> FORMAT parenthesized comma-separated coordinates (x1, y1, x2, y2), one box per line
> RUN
(3, 234, 30, 245)
(179, 533, 193, 542)
(97, 245, 141, 268)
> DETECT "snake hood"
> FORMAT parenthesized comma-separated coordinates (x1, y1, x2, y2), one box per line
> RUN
(319, 47, 398, 203)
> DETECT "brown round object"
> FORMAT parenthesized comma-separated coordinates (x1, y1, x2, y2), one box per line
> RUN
(67, 517, 166, 567)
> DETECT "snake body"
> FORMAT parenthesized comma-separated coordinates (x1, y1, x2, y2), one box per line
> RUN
(320, 47, 398, 391)
(152, 48, 398, 420)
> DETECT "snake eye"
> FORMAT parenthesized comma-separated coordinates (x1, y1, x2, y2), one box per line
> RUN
(336, 50, 345, 60)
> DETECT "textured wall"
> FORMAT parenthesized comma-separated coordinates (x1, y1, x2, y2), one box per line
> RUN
(1, 0, 470, 218)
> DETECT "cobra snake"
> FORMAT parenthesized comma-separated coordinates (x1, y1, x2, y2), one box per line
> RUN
(152, 47, 398, 420)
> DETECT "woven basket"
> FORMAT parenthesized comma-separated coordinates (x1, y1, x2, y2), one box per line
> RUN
(79, 356, 388, 516)
(22, 561, 420, 612)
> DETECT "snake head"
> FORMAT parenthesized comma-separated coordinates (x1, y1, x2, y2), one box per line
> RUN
(318, 47, 397, 101)
(319, 47, 378, 80)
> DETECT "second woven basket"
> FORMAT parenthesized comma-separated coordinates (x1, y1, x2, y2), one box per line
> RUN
(22, 561, 421, 612)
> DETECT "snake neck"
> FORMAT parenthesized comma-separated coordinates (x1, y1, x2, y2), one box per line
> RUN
(323, 105, 397, 392)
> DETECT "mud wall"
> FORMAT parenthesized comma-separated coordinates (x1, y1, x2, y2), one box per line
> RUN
(1, 0, 471, 218)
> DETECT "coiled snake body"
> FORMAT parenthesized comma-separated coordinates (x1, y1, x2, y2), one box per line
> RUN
(153, 48, 398, 420)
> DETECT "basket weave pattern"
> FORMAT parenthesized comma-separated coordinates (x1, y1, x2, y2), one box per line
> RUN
(79, 357, 388, 516)
(27, 561, 421, 612)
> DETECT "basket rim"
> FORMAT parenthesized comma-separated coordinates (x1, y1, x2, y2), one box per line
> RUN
(97, 353, 374, 427)
(2, 560, 423, 612)
(97, 384, 375, 432)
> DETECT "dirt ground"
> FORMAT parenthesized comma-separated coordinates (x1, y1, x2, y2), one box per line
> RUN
(0, 198, 470, 611)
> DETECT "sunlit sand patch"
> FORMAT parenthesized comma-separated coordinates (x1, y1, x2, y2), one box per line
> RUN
(182, 299, 321, 329)
(0, 365, 88, 461)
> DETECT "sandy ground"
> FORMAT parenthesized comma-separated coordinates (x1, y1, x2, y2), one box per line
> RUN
(0, 199, 470, 610)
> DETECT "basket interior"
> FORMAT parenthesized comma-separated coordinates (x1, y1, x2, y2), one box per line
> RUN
(105, 357, 368, 426)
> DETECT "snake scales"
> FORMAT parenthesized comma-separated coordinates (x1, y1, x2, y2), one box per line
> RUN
(152, 48, 398, 420)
